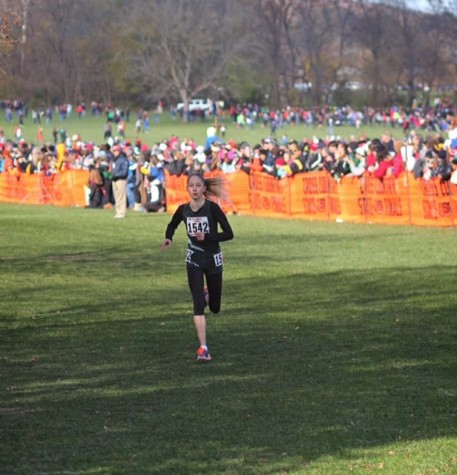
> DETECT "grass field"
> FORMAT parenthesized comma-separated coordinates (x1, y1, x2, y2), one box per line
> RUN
(1, 203, 456, 474)
(0, 112, 411, 148)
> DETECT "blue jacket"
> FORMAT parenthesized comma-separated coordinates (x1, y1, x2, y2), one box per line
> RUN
(111, 153, 129, 180)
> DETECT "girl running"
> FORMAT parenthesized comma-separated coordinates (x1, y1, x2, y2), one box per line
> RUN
(161, 173, 234, 362)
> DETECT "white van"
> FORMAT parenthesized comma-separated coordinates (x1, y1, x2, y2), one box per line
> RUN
(176, 98, 212, 113)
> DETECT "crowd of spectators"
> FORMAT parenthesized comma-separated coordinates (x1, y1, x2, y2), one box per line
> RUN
(1, 98, 457, 213)
(227, 98, 455, 138)
(2, 96, 455, 133)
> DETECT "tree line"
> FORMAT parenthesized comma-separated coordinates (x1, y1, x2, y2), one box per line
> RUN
(0, 0, 456, 111)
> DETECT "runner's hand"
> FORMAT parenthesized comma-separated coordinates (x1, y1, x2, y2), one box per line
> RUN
(161, 239, 172, 252)
(195, 231, 205, 241)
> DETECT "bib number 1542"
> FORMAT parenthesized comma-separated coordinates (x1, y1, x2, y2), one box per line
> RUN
(186, 217, 209, 236)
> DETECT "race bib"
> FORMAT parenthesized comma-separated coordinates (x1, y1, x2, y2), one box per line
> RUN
(185, 249, 194, 263)
(213, 252, 223, 267)
(186, 217, 209, 236)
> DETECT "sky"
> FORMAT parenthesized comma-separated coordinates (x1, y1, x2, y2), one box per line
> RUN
(409, 0, 431, 11)
(372, 0, 432, 12)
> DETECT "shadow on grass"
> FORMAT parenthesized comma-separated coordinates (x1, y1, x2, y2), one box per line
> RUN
(1, 262, 457, 474)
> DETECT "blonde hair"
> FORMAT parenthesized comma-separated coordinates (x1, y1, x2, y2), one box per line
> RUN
(187, 173, 230, 201)
(394, 140, 404, 154)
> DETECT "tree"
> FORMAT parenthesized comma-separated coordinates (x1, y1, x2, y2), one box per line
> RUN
(354, 0, 397, 106)
(426, 0, 457, 103)
(22, 0, 119, 104)
(0, 0, 25, 84)
(295, 0, 328, 105)
(380, 0, 424, 107)
(122, 0, 251, 119)
(0, 1, 23, 47)
(252, 0, 300, 107)
(0, 0, 455, 108)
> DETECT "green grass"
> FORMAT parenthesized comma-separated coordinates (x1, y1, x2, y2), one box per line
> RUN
(1, 203, 456, 474)
(0, 112, 410, 147)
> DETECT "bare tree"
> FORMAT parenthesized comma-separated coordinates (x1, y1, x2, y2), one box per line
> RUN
(428, 0, 457, 17)
(253, 0, 300, 106)
(0, 1, 22, 46)
(383, 0, 423, 106)
(417, 2, 456, 105)
(25, 0, 79, 101)
(18, 0, 31, 74)
(23, 0, 119, 103)
(354, 0, 397, 106)
(426, 0, 457, 100)
(0, 0, 31, 77)
(123, 0, 251, 118)
(1, 0, 454, 108)
(294, 0, 338, 105)
(0, 0, 25, 82)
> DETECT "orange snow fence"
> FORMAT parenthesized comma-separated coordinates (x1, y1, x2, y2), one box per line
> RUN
(1, 169, 457, 226)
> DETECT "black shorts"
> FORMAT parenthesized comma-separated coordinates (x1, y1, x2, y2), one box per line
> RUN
(185, 249, 223, 275)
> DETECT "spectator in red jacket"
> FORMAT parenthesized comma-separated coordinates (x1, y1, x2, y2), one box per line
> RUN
(373, 144, 393, 180)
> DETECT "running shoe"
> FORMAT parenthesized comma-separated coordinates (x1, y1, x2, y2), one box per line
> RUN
(196, 346, 212, 362)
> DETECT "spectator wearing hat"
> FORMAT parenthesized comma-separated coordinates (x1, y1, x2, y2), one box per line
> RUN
(111, 144, 129, 218)
(344, 141, 366, 178)
(208, 143, 222, 171)
(189, 149, 209, 174)
(261, 138, 276, 169)
(221, 149, 239, 174)
(306, 140, 325, 173)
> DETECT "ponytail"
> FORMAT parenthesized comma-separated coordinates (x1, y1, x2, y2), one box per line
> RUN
(187, 173, 230, 202)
